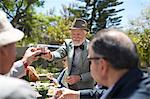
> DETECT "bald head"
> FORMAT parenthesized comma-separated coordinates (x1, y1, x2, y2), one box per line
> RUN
(91, 29, 139, 69)
(97, 29, 135, 51)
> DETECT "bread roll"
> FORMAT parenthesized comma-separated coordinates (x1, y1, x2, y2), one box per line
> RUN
(27, 66, 40, 82)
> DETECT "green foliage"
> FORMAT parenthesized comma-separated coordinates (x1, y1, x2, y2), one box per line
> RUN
(35, 83, 49, 91)
(0, 0, 45, 26)
(128, 29, 150, 67)
(0, 0, 46, 46)
(16, 13, 55, 46)
(86, 32, 94, 40)
(35, 83, 49, 98)
(1, 0, 94, 46)
(32, 58, 62, 74)
(64, 0, 124, 33)
(47, 18, 71, 44)
(127, 6, 150, 67)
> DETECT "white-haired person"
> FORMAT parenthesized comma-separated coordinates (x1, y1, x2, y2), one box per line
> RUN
(0, 10, 41, 98)
(41, 18, 95, 90)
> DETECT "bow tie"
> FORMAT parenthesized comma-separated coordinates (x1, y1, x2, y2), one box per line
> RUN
(74, 44, 84, 50)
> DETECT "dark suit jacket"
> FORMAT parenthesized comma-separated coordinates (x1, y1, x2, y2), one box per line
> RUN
(80, 87, 107, 99)
(80, 68, 150, 99)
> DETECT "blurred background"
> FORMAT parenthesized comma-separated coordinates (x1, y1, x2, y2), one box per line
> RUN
(0, 0, 149, 75)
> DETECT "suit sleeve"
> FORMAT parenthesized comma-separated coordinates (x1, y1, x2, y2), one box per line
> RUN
(80, 88, 105, 99)
(80, 72, 93, 82)
(8, 81, 36, 99)
(51, 41, 68, 60)
(7, 60, 26, 78)
(0, 76, 36, 99)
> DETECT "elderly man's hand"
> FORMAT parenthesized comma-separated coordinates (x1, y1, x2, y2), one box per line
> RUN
(38, 47, 53, 61)
(65, 75, 81, 85)
(54, 88, 80, 99)
(21, 47, 42, 66)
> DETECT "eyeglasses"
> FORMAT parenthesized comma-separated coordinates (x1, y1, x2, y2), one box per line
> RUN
(87, 57, 103, 61)
(87, 57, 106, 65)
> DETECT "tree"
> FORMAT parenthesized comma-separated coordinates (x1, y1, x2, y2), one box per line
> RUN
(0, 0, 57, 46)
(127, 6, 150, 67)
(47, 18, 71, 44)
(17, 14, 59, 46)
(0, 0, 45, 37)
(63, 0, 124, 33)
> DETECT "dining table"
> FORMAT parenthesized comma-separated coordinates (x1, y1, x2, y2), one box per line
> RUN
(30, 79, 61, 99)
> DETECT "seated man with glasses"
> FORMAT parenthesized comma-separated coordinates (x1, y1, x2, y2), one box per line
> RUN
(53, 29, 150, 99)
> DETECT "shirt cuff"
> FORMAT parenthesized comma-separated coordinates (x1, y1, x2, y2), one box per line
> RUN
(22, 60, 29, 69)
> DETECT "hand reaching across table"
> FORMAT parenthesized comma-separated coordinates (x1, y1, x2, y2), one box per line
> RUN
(53, 88, 80, 99)
(65, 75, 81, 85)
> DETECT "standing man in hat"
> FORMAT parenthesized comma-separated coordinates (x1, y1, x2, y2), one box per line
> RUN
(42, 18, 95, 90)
(0, 10, 38, 98)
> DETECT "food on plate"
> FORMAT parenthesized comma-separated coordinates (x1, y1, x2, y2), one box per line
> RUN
(46, 73, 54, 79)
(49, 78, 61, 88)
(48, 87, 57, 96)
(27, 66, 40, 82)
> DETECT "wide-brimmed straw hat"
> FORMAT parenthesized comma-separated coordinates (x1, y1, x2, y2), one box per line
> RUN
(70, 18, 89, 31)
(0, 10, 24, 47)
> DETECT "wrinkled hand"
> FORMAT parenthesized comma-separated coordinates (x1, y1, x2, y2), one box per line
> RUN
(21, 47, 42, 65)
(40, 47, 53, 61)
(54, 88, 80, 99)
(65, 75, 81, 85)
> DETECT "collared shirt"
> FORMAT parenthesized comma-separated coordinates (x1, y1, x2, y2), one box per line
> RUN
(100, 86, 113, 99)
(6, 60, 26, 78)
(70, 42, 85, 75)
(71, 47, 82, 75)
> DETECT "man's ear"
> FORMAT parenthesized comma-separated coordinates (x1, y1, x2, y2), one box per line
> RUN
(100, 59, 109, 76)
